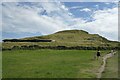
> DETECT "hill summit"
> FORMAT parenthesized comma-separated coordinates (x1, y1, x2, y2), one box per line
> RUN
(55, 30, 89, 34)
(3, 30, 119, 48)
(21, 30, 108, 43)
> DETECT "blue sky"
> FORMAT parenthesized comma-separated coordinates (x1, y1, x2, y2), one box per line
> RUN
(64, 2, 117, 21)
(1, 1, 118, 41)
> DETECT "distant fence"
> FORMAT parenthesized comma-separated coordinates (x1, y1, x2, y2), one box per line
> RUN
(3, 39, 54, 42)
(2, 45, 119, 51)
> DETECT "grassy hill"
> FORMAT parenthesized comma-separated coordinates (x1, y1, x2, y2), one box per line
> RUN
(2, 30, 119, 49)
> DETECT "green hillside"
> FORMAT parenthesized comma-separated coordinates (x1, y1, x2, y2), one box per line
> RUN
(2, 30, 119, 49)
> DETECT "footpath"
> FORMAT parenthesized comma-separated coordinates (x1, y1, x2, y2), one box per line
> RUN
(96, 51, 116, 78)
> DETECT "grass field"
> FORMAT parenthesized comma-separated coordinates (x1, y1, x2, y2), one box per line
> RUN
(102, 51, 118, 78)
(3, 50, 110, 78)
(0, 51, 2, 79)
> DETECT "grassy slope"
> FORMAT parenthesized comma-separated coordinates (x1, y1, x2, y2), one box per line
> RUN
(2, 30, 119, 49)
(21, 30, 118, 47)
(102, 51, 118, 78)
(3, 50, 109, 78)
(0, 51, 1, 79)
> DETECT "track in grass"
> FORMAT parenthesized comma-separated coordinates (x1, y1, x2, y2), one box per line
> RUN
(101, 51, 118, 78)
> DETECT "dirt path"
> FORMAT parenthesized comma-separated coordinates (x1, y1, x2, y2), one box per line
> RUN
(96, 51, 116, 78)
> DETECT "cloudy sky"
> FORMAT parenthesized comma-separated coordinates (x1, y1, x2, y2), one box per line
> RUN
(1, 0, 119, 41)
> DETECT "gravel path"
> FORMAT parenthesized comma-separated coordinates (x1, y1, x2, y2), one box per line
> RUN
(97, 52, 116, 78)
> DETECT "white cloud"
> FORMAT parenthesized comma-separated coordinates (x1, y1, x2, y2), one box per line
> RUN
(91, 7, 118, 40)
(72, 7, 118, 41)
(80, 8, 91, 12)
(61, 4, 69, 11)
(69, 6, 82, 10)
(2, 2, 71, 35)
(95, 5, 99, 8)
(105, 3, 110, 5)
(2, 2, 118, 41)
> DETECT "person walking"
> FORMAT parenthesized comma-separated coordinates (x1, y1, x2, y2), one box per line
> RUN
(96, 50, 101, 60)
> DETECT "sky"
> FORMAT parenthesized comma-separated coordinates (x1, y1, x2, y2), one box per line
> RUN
(1, 0, 119, 41)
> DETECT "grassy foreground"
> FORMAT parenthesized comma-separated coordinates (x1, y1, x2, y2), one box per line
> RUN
(3, 50, 110, 78)
(0, 43, 1, 79)
(102, 51, 118, 78)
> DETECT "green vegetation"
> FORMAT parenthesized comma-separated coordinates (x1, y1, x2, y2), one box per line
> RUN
(0, 51, 2, 79)
(102, 51, 118, 78)
(2, 30, 119, 78)
(2, 30, 119, 49)
(3, 50, 109, 78)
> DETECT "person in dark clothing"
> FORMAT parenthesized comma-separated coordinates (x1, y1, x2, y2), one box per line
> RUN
(96, 50, 101, 60)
